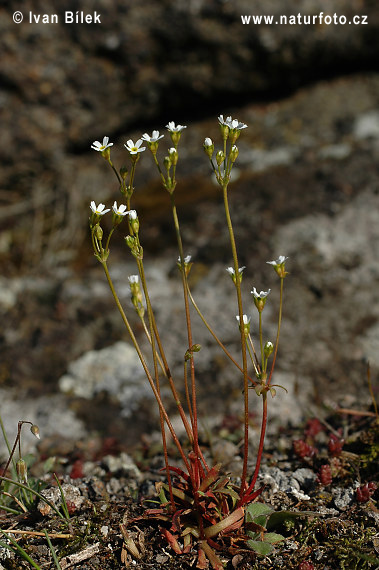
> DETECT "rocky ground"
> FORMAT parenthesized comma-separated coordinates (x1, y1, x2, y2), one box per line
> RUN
(0, 404, 377, 569)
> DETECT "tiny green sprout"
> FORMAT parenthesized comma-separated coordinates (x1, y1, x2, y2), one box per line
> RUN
(251, 287, 271, 312)
(266, 255, 289, 278)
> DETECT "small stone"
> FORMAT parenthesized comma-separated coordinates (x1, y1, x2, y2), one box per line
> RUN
(332, 487, 355, 510)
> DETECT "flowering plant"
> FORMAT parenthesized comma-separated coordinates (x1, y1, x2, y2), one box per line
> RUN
(89, 117, 288, 567)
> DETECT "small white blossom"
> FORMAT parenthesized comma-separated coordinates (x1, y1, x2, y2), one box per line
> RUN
(218, 115, 232, 126)
(128, 275, 139, 284)
(124, 139, 146, 154)
(204, 137, 213, 147)
(178, 255, 192, 264)
(128, 209, 137, 220)
(229, 119, 248, 130)
(112, 201, 128, 216)
(251, 287, 271, 299)
(218, 115, 247, 130)
(226, 266, 245, 276)
(236, 314, 250, 325)
(91, 136, 113, 152)
(90, 201, 110, 215)
(141, 130, 164, 142)
(266, 256, 288, 266)
(166, 121, 187, 132)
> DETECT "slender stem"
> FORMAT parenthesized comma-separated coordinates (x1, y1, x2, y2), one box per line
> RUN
(238, 392, 268, 505)
(183, 360, 194, 427)
(137, 258, 174, 508)
(170, 194, 201, 468)
(222, 184, 249, 493)
(267, 277, 284, 386)
(258, 311, 264, 372)
(101, 261, 190, 472)
(187, 286, 258, 386)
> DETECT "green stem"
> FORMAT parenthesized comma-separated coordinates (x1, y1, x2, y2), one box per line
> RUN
(187, 286, 258, 386)
(258, 311, 264, 372)
(137, 257, 174, 508)
(238, 392, 267, 506)
(101, 261, 190, 473)
(221, 184, 249, 493)
(170, 193, 201, 467)
(268, 277, 284, 386)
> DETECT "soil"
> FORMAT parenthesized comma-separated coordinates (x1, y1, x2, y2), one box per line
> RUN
(0, 405, 377, 570)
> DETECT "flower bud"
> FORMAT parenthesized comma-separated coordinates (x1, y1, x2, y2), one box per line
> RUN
(216, 150, 225, 166)
(230, 145, 239, 162)
(236, 314, 251, 336)
(264, 341, 274, 359)
(164, 156, 172, 171)
(120, 166, 128, 180)
(125, 235, 136, 250)
(177, 255, 192, 276)
(30, 424, 40, 439)
(16, 458, 28, 484)
(203, 138, 214, 159)
(128, 210, 139, 234)
(95, 224, 103, 241)
(168, 147, 178, 166)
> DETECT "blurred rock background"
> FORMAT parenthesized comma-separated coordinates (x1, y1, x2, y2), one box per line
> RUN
(1, 0, 379, 453)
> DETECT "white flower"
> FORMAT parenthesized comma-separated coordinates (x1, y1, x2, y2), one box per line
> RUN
(218, 115, 232, 126)
(90, 201, 110, 215)
(124, 139, 146, 154)
(236, 315, 250, 325)
(91, 136, 113, 152)
(128, 275, 139, 284)
(178, 255, 192, 264)
(218, 115, 247, 130)
(266, 256, 288, 266)
(112, 201, 128, 216)
(141, 130, 164, 142)
(128, 209, 137, 220)
(166, 121, 187, 132)
(226, 266, 245, 276)
(251, 287, 271, 299)
(229, 119, 248, 130)
(204, 137, 213, 147)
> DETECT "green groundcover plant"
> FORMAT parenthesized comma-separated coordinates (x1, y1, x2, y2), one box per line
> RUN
(89, 116, 288, 569)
